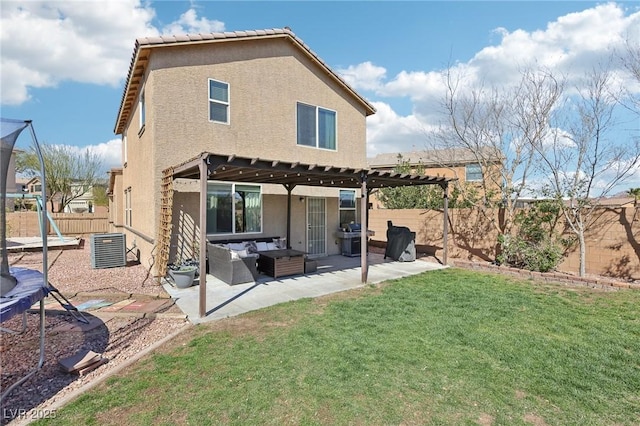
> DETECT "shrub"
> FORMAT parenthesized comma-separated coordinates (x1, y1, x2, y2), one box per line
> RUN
(498, 234, 563, 272)
(497, 200, 565, 272)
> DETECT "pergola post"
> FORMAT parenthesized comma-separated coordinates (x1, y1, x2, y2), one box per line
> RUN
(199, 159, 208, 318)
(442, 182, 449, 265)
(283, 183, 296, 249)
(360, 172, 368, 283)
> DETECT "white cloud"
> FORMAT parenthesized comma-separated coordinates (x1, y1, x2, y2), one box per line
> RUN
(62, 138, 122, 175)
(366, 101, 434, 156)
(85, 138, 123, 172)
(336, 61, 386, 92)
(0, 1, 225, 105)
(0, 0, 158, 104)
(161, 8, 224, 36)
(353, 3, 640, 159)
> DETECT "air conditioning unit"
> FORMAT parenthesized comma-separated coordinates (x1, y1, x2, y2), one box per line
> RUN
(90, 233, 126, 269)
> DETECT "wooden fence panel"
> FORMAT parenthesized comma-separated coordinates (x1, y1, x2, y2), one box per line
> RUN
(50, 213, 109, 235)
(5, 212, 109, 236)
(6, 212, 44, 237)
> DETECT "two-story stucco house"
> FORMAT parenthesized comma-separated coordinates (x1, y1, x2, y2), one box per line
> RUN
(109, 28, 379, 276)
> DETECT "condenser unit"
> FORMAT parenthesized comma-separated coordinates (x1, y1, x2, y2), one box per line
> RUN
(90, 233, 126, 269)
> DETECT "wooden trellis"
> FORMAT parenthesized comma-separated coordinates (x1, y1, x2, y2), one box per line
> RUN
(156, 168, 174, 278)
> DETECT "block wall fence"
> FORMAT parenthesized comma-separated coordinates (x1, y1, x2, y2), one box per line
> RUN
(6, 207, 639, 281)
(369, 207, 640, 281)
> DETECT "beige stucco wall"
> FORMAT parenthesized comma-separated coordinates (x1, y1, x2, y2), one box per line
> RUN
(149, 39, 368, 167)
(118, 37, 370, 274)
(108, 169, 123, 229)
(169, 179, 357, 263)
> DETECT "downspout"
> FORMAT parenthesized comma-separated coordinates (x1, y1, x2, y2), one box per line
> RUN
(199, 159, 208, 318)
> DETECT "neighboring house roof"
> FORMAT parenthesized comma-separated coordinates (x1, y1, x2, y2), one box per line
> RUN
(24, 176, 41, 186)
(114, 27, 376, 134)
(593, 197, 635, 208)
(368, 147, 503, 169)
(107, 168, 123, 195)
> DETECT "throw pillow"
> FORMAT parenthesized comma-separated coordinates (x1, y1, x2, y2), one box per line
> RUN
(245, 241, 258, 254)
(273, 238, 287, 249)
(228, 242, 245, 251)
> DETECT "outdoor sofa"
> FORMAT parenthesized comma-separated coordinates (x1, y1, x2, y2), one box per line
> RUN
(207, 237, 284, 285)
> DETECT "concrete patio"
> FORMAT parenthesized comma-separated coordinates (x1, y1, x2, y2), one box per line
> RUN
(163, 253, 447, 324)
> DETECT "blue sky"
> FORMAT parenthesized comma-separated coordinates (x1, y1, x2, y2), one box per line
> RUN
(1, 1, 639, 190)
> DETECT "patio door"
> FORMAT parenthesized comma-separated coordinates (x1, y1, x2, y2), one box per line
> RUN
(306, 197, 326, 256)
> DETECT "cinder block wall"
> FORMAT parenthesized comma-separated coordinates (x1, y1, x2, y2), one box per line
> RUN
(369, 207, 640, 280)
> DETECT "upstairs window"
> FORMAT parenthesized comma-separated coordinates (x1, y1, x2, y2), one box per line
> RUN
(466, 163, 482, 182)
(209, 79, 230, 124)
(297, 102, 336, 150)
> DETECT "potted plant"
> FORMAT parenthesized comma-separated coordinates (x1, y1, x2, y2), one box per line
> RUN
(168, 239, 201, 288)
(168, 258, 197, 289)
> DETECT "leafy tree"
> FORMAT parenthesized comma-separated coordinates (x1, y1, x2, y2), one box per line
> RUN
(91, 181, 109, 210)
(377, 156, 441, 209)
(17, 143, 104, 213)
(377, 155, 472, 209)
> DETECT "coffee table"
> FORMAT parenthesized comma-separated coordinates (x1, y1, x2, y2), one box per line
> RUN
(257, 249, 306, 278)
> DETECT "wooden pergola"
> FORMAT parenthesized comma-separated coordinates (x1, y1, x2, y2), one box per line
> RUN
(168, 152, 453, 318)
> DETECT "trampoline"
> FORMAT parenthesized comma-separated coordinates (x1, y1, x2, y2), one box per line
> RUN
(1, 268, 49, 324)
(1, 118, 50, 403)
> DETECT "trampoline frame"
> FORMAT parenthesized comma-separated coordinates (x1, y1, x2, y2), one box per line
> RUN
(0, 119, 49, 403)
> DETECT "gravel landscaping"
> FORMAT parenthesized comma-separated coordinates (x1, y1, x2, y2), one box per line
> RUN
(1, 244, 190, 425)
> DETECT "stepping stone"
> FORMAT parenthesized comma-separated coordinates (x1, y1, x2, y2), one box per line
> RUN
(121, 299, 169, 313)
(74, 299, 106, 311)
(98, 299, 136, 312)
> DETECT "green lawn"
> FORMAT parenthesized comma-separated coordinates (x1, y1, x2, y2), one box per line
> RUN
(39, 269, 640, 425)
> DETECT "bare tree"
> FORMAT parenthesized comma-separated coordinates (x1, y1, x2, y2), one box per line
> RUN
(534, 67, 640, 276)
(432, 67, 563, 241)
(618, 35, 640, 115)
(17, 144, 104, 213)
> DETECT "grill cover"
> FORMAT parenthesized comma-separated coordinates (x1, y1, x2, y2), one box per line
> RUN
(384, 221, 416, 262)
